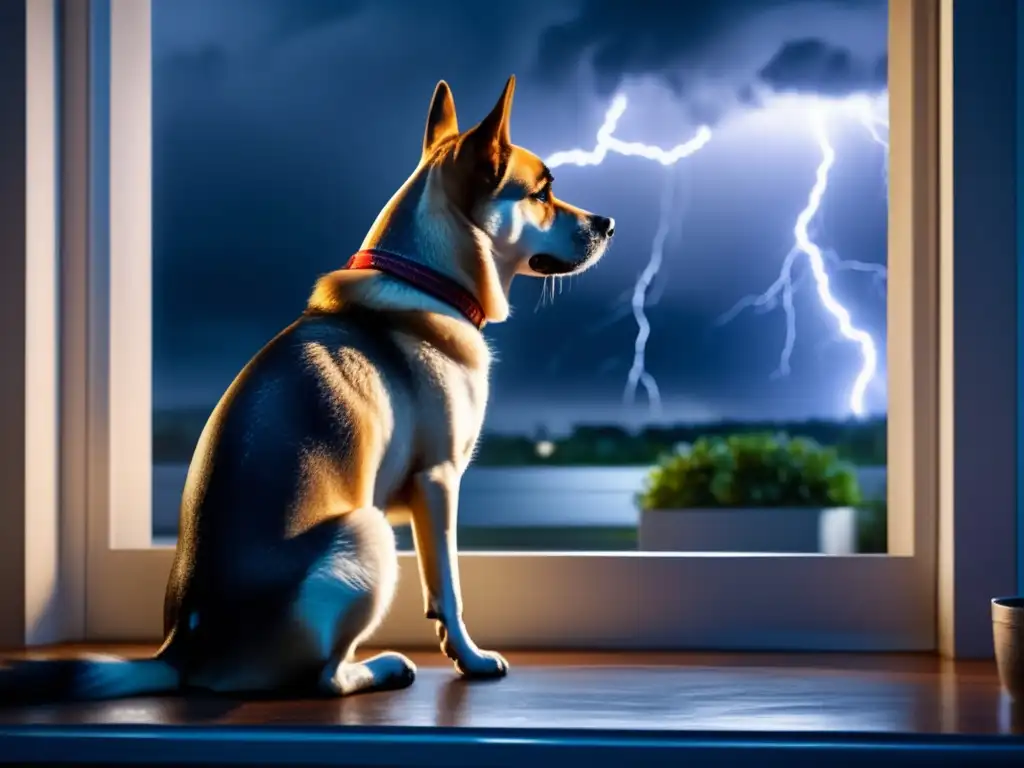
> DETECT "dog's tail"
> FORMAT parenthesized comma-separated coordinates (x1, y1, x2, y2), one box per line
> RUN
(0, 654, 180, 705)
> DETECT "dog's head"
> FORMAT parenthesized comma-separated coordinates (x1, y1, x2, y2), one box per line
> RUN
(421, 76, 615, 289)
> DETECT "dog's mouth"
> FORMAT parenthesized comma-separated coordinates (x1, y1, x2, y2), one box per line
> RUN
(528, 253, 585, 276)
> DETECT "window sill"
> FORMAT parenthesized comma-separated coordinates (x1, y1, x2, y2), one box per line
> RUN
(0, 646, 1021, 766)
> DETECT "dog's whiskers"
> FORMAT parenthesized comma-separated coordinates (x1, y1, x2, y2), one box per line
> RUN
(536, 275, 557, 311)
(534, 273, 577, 313)
(535, 277, 550, 311)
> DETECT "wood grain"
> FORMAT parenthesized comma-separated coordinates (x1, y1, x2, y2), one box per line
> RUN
(0, 645, 1013, 733)
(0, 646, 1022, 766)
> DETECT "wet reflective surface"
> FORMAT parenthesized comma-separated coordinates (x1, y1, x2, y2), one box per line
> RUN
(1, 648, 1022, 766)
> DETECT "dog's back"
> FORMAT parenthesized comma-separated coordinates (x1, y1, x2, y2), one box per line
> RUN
(173, 309, 418, 582)
(160, 308, 422, 688)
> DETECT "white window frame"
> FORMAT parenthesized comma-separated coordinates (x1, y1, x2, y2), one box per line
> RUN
(1, 0, 1005, 655)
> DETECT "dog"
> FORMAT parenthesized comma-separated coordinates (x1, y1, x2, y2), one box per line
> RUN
(0, 75, 614, 702)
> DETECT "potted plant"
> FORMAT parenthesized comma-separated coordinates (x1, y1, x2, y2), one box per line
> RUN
(636, 433, 863, 553)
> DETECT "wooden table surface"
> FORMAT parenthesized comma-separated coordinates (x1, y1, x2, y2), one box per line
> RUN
(0, 646, 1022, 766)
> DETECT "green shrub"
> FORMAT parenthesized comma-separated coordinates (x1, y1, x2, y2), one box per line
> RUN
(856, 500, 888, 553)
(637, 433, 863, 510)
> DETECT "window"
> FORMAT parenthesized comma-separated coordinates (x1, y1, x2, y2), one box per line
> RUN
(77, 0, 940, 648)
(151, 3, 891, 559)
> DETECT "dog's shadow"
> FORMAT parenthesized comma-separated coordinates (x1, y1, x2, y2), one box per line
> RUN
(435, 677, 472, 727)
(147, 693, 243, 724)
(33, 672, 504, 728)
(435, 674, 508, 728)
(147, 676, 489, 727)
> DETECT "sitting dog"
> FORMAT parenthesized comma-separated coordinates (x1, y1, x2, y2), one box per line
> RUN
(1, 75, 614, 701)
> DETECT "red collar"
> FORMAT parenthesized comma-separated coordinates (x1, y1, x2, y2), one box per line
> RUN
(343, 248, 486, 329)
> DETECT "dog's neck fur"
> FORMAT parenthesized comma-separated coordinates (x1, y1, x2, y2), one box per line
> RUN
(308, 162, 515, 338)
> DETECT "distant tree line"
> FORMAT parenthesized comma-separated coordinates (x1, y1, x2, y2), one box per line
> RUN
(473, 417, 886, 467)
(153, 407, 887, 467)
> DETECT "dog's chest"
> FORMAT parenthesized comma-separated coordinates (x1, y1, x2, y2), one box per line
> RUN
(413, 346, 489, 470)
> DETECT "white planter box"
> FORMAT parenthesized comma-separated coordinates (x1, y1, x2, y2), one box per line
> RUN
(638, 506, 858, 554)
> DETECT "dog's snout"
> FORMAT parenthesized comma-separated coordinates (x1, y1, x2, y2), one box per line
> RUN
(593, 216, 615, 238)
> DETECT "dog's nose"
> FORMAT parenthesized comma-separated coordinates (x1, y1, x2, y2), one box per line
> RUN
(594, 216, 615, 238)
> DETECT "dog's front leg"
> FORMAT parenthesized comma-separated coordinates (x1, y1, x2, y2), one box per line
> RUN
(411, 464, 509, 678)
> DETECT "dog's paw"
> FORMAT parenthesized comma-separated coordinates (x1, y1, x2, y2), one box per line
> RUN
(453, 648, 509, 679)
(321, 651, 417, 697)
(374, 651, 418, 689)
(433, 618, 509, 679)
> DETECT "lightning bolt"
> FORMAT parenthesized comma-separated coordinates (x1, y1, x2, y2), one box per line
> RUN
(852, 94, 890, 195)
(546, 95, 712, 168)
(789, 109, 877, 414)
(719, 101, 888, 416)
(622, 173, 676, 411)
(545, 93, 888, 418)
(546, 95, 711, 410)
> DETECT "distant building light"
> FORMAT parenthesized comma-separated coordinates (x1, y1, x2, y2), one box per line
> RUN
(535, 440, 556, 458)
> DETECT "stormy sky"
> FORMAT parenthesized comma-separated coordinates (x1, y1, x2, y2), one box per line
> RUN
(152, 0, 889, 433)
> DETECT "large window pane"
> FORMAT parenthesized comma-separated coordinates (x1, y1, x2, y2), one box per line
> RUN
(152, 0, 889, 554)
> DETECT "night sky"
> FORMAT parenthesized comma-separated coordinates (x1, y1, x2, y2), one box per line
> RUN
(152, 0, 889, 433)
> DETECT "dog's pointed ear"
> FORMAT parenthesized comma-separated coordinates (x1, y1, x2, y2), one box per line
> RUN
(458, 75, 516, 185)
(476, 75, 515, 148)
(423, 80, 459, 159)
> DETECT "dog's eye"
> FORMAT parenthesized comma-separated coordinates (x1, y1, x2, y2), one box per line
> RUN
(531, 183, 551, 203)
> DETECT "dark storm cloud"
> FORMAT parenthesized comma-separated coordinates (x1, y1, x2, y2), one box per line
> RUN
(159, 45, 228, 82)
(152, 0, 890, 420)
(534, 0, 887, 109)
(273, 0, 364, 41)
(758, 39, 886, 96)
(536, 0, 771, 94)
(873, 52, 889, 84)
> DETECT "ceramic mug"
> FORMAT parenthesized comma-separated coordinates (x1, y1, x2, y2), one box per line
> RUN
(992, 597, 1024, 701)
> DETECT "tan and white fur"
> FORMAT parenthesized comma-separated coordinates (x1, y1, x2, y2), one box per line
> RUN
(0, 75, 614, 702)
